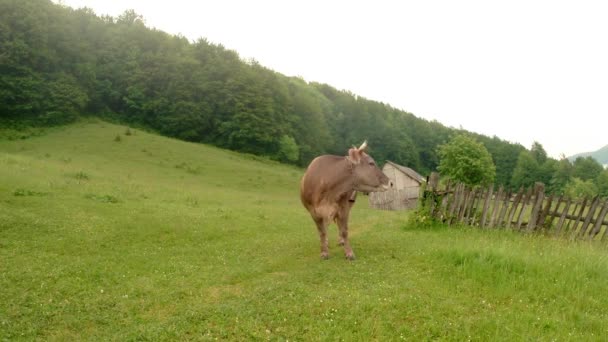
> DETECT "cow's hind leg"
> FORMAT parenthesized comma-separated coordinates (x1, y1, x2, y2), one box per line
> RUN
(314, 217, 330, 259)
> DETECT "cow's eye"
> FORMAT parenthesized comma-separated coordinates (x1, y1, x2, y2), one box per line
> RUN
(369, 161, 375, 166)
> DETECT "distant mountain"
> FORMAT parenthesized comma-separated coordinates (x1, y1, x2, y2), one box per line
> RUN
(569, 145, 608, 166)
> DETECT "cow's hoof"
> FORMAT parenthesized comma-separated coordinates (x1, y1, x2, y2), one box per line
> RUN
(346, 254, 356, 261)
(321, 253, 329, 260)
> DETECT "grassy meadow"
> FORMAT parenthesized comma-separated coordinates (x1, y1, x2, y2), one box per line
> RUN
(2, 120, 608, 340)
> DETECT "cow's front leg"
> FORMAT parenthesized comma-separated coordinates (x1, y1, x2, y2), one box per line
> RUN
(338, 191, 356, 247)
(336, 214, 355, 260)
(314, 217, 330, 259)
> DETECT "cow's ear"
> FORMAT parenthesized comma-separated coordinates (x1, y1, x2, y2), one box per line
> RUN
(348, 148, 361, 164)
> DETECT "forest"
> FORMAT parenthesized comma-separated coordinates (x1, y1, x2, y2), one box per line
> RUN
(1, 0, 606, 196)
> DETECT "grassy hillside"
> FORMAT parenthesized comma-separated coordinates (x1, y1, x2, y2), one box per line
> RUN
(2, 120, 608, 340)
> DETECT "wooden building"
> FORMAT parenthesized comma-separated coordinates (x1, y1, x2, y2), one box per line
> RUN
(369, 161, 425, 210)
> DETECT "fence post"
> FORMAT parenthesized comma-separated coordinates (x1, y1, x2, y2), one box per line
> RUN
(515, 187, 533, 230)
(537, 193, 554, 231)
(480, 184, 494, 228)
(496, 190, 511, 228)
(506, 187, 524, 229)
(579, 196, 600, 238)
(428, 172, 440, 217)
(488, 186, 504, 228)
(468, 188, 481, 226)
(527, 182, 545, 231)
(458, 187, 471, 223)
(449, 184, 464, 225)
(569, 198, 589, 237)
(588, 200, 608, 239)
(554, 198, 572, 236)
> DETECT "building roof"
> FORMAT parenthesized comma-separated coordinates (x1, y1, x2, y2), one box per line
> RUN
(384, 160, 425, 184)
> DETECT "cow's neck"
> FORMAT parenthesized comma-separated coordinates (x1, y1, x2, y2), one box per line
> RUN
(329, 157, 357, 200)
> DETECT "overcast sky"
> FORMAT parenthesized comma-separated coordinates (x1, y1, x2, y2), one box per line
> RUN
(57, 0, 608, 158)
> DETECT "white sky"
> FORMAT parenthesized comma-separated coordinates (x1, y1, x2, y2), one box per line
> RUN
(57, 0, 608, 158)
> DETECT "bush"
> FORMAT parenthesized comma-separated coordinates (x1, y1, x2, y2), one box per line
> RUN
(437, 134, 496, 187)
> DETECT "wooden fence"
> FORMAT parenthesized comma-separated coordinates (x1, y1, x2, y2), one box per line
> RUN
(424, 173, 608, 240)
(369, 187, 420, 211)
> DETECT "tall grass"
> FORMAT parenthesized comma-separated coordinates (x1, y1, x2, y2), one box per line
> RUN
(1, 120, 608, 340)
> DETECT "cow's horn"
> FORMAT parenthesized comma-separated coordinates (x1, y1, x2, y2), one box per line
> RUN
(358, 140, 367, 151)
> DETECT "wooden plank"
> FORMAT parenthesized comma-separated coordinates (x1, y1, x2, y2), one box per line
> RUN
(563, 201, 579, 234)
(466, 188, 479, 225)
(469, 188, 481, 226)
(554, 198, 572, 236)
(515, 187, 533, 230)
(527, 183, 545, 231)
(496, 190, 511, 228)
(579, 196, 600, 238)
(439, 180, 452, 221)
(458, 188, 471, 223)
(447, 184, 462, 225)
(468, 188, 481, 226)
(568, 197, 588, 237)
(506, 187, 524, 229)
(480, 185, 494, 228)
(588, 200, 608, 239)
(545, 204, 608, 222)
(537, 193, 554, 231)
(488, 186, 504, 228)
(428, 172, 440, 215)
(600, 202, 608, 241)
(462, 188, 474, 224)
(545, 196, 562, 231)
(448, 184, 461, 225)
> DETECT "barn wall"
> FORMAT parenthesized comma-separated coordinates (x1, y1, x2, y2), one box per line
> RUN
(382, 164, 420, 190)
(373, 163, 422, 210)
(383, 164, 398, 187)
(368, 188, 420, 210)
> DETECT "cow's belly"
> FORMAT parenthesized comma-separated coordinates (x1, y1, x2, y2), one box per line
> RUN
(313, 201, 340, 221)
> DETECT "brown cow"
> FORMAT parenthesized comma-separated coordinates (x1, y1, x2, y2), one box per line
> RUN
(300, 141, 390, 260)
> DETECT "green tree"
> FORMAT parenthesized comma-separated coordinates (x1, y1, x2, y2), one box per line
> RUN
(510, 151, 540, 189)
(596, 170, 608, 198)
(480, 136, 525, 189)
(530, 141, 548, 164)
(276, 135, 299, 163)
(0, 0, 540, 177)
(564, 177, 598, 199)
(550, 157, 574, 194)
(437, 134, 496, 186)
(573, 156, 603, 181)
(538, 159, 558, 189)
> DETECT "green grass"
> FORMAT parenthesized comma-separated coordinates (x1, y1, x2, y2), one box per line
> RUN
(2, 119, 608, 340)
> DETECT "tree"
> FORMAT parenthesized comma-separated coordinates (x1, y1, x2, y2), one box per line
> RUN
(0, 0, 537, 175)
(573, 156, 603, 181)
(437, 134, 496, 186)
(596, 170, 608, 198)
(564, 177, 598, 199)
(530, 141, 548, 164)
(510, 151, 540, 189)
(276, 135, 299, 163)
(550, 157, 574, 194)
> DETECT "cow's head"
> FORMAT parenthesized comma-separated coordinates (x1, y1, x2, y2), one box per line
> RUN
(347, 141, 390, 192)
